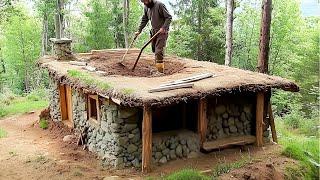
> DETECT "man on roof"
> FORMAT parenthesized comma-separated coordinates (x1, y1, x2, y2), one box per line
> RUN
(135, 0, 172, 73)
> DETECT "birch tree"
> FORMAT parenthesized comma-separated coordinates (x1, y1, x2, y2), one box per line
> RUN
(224, 0, 234, 66)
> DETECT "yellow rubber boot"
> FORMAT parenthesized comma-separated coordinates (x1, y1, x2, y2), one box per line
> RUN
(156, 63, 164, 73)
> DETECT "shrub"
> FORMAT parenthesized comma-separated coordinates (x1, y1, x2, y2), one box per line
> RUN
(39, 119, 48, 129)
(165, 169, 210, 180)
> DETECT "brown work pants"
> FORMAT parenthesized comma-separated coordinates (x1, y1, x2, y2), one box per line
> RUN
(151, 30, 168, 63)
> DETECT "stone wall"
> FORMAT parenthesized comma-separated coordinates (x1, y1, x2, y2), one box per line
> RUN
(71, 89, 142, 168)
(152, 130, 200, 164)
(48, 78, 62, 122)
(206, 97, 270, 142)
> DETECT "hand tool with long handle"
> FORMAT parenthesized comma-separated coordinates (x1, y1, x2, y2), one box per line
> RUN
(132, 30, 161, 71)
(118, 34, 139, 66)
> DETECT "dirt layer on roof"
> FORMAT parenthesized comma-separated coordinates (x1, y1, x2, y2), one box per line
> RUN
(88, 54, 186, 77)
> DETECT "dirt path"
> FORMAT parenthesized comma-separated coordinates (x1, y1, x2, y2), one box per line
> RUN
(0, 111, 297, 180)
(0, 111, 141, 180)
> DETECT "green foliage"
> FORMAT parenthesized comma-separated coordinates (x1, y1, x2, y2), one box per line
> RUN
(168, 0, 225, 63)
(82, 0, 115, 50)
(39, 119, 48, 129)
(67, 70, 112, 90)
(1, 7, 42, 93)
(165, 169, 210, 180)
(0, 127, 8, 138)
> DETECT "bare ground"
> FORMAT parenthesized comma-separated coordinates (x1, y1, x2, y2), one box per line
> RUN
(0, 111, 298, 180)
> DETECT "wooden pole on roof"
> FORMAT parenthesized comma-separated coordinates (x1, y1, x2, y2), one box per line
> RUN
(198, 98, 207, 147)
(142, 105, 152, 173)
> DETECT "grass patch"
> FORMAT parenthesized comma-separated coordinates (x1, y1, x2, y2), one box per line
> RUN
(0, 127, 7, 138)
(73, 171, 83, 177)
(277, 119, 320, 179)
(67, 70, 112, 91)
(0, 96, 48, 118)
(212, 156, 251, 178)
(39, 119, 48, 129)
(165, 169, 210, 180)
(9, 151, 18, 157)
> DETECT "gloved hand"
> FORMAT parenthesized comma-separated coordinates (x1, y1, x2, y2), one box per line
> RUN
(135, 31, 141, 36)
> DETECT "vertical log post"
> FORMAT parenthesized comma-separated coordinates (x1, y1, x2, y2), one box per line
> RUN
(256, 92, 264, 146)
(198, 98, 207, 147)
(142, 105, 152, 173)
(268, 102, 278, 143)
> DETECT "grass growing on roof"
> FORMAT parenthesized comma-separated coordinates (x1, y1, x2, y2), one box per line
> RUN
(122, 88, 134, 95)
(67, 70, 112, 90)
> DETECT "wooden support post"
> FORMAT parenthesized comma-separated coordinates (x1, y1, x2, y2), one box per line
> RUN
(268, 102, 278, 143)
(59, 85, 68, 120)
(198, 98, 207, 147)
(256, 92, 264, 147)
(142, 106, 152, 173)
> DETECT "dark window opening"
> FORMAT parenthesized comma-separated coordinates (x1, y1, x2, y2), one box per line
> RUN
(88, 95, 99, 122)
(152, 100, 198, 133)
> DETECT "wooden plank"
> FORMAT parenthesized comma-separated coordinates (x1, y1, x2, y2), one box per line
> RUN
(66, 85, 73, 127)
(160, 73, 215, 87)
(167, 73, 213, 84)
(96, 95, 100, 122)
(198, 98, 207, 147)
(59, 85, 68, 120)
(268, 102, 278, 143)
(148, 83, 194, 93)
(142, 106, 152, 173)
(256, 92, 264, 146)
(203, 135, 256, 151)
(69, 61, 87, 66)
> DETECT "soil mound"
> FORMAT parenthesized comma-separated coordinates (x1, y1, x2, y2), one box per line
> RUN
(88, 54, 185, 77)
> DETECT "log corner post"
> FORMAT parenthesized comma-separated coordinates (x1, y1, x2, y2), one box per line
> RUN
(256, 92, 264, 147)
(198, 98, 208, 148)
(142, 105, 152, 173)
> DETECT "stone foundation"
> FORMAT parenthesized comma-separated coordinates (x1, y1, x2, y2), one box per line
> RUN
(71, 89, 142, 168)
(152, 130, 200, 164)
(47, 82, 271, 169)
(206, 97, 270, 142)
(48, 77, 62, 122)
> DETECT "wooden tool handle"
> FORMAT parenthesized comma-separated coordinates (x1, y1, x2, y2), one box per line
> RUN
(132, 30, 161, 71)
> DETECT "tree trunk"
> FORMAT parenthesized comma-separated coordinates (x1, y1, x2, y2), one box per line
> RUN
(41, 13, 48, 56)
(224, 0, 234, 66)
(258, 0, 272, 73)
(123, 0, 129, 48)
(56, 0, 64, 38)
(197, 1, 202, 61)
